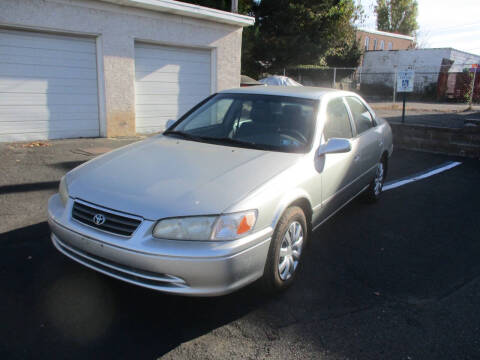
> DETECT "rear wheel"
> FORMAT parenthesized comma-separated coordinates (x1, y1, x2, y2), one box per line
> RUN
(261, 206, 307, 292)
(363, 158, 387, 203)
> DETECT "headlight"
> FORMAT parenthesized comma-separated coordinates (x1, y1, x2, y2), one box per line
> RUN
(59, 176, 69, 206)
(153, 216, 216, 240)
(152, 210, 257, 241)
(211, 211, 257, 240)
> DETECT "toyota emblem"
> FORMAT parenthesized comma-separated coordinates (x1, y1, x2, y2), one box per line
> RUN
(93, 214, 106, 225)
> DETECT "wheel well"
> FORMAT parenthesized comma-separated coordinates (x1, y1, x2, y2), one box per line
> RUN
(289, 198, 313, 233)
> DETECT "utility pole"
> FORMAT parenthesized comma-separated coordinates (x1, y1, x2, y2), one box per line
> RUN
(231, 0, 238, 13)
(332, 67, 337, 89)
(393, 67, 397, 104)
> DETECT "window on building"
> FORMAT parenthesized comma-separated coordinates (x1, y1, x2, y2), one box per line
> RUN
(380, 40, 385, 50)
(373, 39, 377, 50)
(364, 36, 369, 51)
(388, 42, 393, 50)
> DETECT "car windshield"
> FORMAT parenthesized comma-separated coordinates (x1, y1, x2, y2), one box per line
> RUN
(165, 93, 318, 153)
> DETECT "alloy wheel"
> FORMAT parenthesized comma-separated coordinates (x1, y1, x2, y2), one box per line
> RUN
(278, 221, 303, 281)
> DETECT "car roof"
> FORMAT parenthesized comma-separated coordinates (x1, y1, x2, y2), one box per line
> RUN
(219, 85, 355, 100)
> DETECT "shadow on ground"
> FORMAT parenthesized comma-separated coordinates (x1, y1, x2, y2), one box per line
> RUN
(49, 160, 88, 171)
(0, 181, 59, 194)
(0, 153, 479, 359)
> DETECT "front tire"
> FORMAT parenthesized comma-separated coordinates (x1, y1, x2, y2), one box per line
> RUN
(261, 206, 307, 292)
(363, 158, 387, 203)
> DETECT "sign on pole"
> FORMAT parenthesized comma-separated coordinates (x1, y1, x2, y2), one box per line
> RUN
(397, 70, 415, 92)
(396, 69, 414, 123)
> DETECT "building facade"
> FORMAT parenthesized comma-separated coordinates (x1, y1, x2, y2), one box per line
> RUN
(359, 48, 480, 99)
(0, 0, 254, 142)
(356, 28, 414, 52)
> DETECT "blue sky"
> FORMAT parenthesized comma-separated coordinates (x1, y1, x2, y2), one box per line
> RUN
(356, 0, 480, 56)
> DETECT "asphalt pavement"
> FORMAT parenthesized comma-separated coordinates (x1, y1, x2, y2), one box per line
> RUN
(369, 102, 480, 128)
(1, 138, 479, 359)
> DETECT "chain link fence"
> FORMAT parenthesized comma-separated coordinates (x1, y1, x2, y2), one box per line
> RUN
(286, 64, 480, 105)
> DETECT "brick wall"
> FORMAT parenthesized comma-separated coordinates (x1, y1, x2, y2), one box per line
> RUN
(356, 30, 413, 52)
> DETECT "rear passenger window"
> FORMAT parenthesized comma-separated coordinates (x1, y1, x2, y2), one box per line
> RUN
(324, 98, 353, 140)
(346, 97, 374, 134)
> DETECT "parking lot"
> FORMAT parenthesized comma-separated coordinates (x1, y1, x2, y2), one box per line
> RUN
(371, 102, 480, 128)
(1, 138, 479, 359)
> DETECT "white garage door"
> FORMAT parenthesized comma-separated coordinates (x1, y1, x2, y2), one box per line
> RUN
(134, 43, 212, 134)
(0, 29, 99, 142)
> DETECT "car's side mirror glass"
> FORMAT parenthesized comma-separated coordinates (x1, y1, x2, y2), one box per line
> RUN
(166, 119, 175, 130)
(317, 138, 351, 157)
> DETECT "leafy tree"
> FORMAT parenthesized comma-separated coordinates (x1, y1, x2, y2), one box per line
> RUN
(375, 0, 418, 36)
(243, 0, 362, 77)
(178, 0, 362, 77)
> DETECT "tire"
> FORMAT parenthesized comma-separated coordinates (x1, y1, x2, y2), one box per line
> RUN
(362, 157, 387, 203)
(261, 206, 308, 293)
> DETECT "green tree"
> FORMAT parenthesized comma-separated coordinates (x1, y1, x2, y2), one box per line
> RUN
(243, 0, 362, 77)
(375, 0, 418, 36)
(178, 0, 362, 77)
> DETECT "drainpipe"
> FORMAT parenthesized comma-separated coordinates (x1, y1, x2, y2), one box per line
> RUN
(393, 66, 398, 104)
(231, 0, 238, 13)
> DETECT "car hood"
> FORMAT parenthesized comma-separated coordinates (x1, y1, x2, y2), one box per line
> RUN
(67, 136, 303, 220)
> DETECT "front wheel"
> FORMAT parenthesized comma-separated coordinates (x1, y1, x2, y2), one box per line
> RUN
(362, 159, 386, 203)
(261, 206, 308, 292)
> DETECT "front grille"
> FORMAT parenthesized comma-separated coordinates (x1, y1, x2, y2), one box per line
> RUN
(72, 200, 142, 237)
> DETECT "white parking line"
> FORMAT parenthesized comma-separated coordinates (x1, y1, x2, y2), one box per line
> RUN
(383, 161, 462, 191)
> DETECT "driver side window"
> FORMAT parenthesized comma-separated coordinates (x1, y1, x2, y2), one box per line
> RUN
(324, 98, 353, 141)
(345, 97, 374, 134)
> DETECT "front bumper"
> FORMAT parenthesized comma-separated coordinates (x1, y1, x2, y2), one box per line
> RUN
(48, 194, 272, 296)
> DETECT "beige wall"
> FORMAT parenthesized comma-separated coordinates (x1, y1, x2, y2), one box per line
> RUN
(0, 0, 243, 137)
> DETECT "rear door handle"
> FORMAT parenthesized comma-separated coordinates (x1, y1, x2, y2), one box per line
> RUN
(354, 155, 361, 162)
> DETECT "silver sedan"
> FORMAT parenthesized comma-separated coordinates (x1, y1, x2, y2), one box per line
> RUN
(48, 86, 393, 296)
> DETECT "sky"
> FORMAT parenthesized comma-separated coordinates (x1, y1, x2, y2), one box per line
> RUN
(356, 0, 480, 56)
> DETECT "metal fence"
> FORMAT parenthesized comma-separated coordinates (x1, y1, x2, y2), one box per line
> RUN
(286, 64, 480, 104)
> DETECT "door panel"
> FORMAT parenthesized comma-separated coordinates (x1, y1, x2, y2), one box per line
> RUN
(345, 97, 380, 188)
(313, 97, 360, 226)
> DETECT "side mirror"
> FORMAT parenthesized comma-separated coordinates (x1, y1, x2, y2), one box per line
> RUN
(166, 119, 175, 130)
(317, 138, 351, 157)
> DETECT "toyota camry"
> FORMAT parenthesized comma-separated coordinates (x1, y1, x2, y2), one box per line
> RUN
(48, 86, 393, 296)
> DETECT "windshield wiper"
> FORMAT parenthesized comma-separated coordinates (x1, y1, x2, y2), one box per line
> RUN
(164, 132, 271, 150)
(198, 136, 270, 150)
(163, 130, 204, 141)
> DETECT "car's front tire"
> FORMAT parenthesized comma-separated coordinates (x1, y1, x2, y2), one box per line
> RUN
(363, 157, 387, 203)
(261, 206, 307, 292)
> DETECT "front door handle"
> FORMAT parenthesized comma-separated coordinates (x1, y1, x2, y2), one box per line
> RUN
(354, 155, 361, 162)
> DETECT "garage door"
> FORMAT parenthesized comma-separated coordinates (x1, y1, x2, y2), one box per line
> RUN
(134, 43, 212, 134)
(0, 29, 99, 142)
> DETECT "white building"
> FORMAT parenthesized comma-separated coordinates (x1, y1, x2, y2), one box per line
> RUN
(0, 0, 254, 142)
(360, 48, 480, 94)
